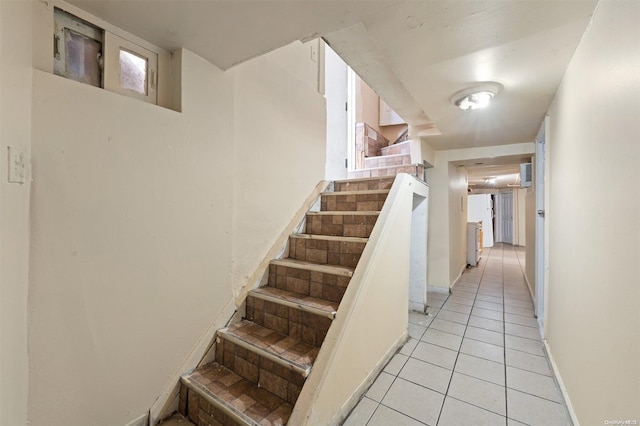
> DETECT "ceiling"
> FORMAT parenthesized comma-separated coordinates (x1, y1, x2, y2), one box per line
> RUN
(69, 0, 597, 180)
(453, 154, 533, 190)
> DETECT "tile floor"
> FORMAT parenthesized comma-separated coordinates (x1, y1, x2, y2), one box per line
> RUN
(343, 243, 572, 426)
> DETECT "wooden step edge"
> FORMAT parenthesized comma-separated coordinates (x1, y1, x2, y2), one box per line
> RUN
(250, 288, 337, 321)
(320, 189, 390, 196)
(270, 259, 354, 277)
(333, 176, 396, 184)
(306, 210, 380, 216)
(290, 233, 369, 243)
(364, 152, 411, 160)
(180, 373, 259, 426)
(349, 163, 424, 172)
(218, 327, 312, 378)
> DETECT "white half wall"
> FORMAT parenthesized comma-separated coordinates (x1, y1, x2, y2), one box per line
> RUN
(545, 1, 640, 423)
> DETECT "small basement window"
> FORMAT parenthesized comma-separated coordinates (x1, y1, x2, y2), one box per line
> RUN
(54, 8, 103, 87)
(53, 7, 159, 105)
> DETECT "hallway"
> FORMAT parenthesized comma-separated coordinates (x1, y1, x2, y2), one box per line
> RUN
(344, 244, 571, 426)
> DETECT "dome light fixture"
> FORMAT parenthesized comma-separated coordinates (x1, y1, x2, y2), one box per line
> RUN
(451, 82, 503, 111)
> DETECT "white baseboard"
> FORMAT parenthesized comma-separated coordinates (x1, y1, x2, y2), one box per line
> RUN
(543, 339, 580, 426)
(125, 412, 149, 426)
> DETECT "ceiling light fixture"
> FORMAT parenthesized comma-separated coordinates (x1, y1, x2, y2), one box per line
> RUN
(451, 82, 503, 111)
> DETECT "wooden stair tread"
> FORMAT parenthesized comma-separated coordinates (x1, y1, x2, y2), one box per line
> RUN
(270, 258, 354, 277)
(320, 189, 390, 196)
(350, 163, 423, 172)
(219, 321, 319, 375)
(364, 153, 410, 160)
(182, 362, 292, 426)
(250, 286, 339, 319)
(333, 176, 395, 184)
(290, 233, 368, 243)
(307, 210, 380, 216)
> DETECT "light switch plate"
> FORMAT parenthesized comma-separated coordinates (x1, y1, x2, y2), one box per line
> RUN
(8, 146, 26, 184)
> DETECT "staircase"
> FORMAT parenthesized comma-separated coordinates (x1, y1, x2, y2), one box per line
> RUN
(178, 177, 394, 426)
(348, 140, 425, 181)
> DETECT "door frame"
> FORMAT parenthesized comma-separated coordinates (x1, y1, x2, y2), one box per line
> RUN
(535, 117, 548, 331)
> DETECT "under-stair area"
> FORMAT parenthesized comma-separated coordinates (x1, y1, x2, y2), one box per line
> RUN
(348, 140, 425, 181)
(178, 177, 396, 426)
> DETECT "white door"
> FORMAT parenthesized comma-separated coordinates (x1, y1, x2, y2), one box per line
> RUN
(535, 118, 547, 330)
(324, 44, 349, 180)
(500, 192, 514, 244)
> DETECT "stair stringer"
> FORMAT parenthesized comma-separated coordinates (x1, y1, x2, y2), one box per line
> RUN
(148, 180, 330, 426)
(288, 173, 430, 425)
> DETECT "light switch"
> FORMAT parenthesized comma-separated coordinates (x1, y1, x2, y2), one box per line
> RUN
(8, 146, 26, 184)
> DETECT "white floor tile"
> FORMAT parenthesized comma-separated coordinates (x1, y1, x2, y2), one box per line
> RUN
(429, 319, 466, 336)
(409, 311, 434, 327)
(505, 348, 552, 376)
(465, 326, 504, 347)
(505, 323, 541, 340)
(441, 301, 473, 315)
(460, 338, 504, 364)
(366, 404, 425, 426)
(454, 353, 505, 386)
(398, 357, 453, 394)
(366, 371, 395, 402)
(399, 337, 419, 356)
(504, 313, 538, 328)
(381, 378, 444, 426)
(438, 396, 506, 426)
(411, 341, 458, 370)
(505, 335, 545, 357)
(343, 397, 378, 426)
(408, 323, 427, 340)
(436, 309, 470, 325)
(448, 372, 506, 415)
(506, 366, 563, 402)
(507, 388, 571, 426)
(421, 328, 463, 351)
(383, 353, 409, 375)
(468, 315, 504, 333)
(471, 307, 504, 321)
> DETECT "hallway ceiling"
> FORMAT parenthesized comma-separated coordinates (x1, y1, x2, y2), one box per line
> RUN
(70, 0, 597, 152)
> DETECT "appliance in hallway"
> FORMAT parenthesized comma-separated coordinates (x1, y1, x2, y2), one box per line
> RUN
(467, 221, 483, 267)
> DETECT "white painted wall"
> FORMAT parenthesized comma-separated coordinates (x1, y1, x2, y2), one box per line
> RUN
(231, 41, 326, 299)
(545, 1, 640, 423)
(468, 194, 494, 247)
(14, 3, 327, 424)
(448, 163, 468, 285)
(0, 2, 32, 424)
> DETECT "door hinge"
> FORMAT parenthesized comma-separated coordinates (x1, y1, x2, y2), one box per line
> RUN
(345, 158, 348, 168)
(345, 102, 348, 111)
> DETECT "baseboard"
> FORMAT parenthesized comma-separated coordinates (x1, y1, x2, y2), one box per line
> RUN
(125, 412, 149, 426)
(427, 285, 451, 296)
(333, 330, 409, 425)
(543, 339, 580, 426)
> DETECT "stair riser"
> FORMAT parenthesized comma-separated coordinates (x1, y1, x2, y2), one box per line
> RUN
(320, 192, 388, 212)
(268, 263, 349, 303)
(306, 214, 378, 238)
(364, 154, 411, 168)
(381, 142, 410, 156)
(288, 238, 366, 268)
(246, 296, 332, 347)
(347, 164, 424, 180)
(180, 388, 236, 426)
(334, 178, 394, 192)
(215, 339, 305, 405)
